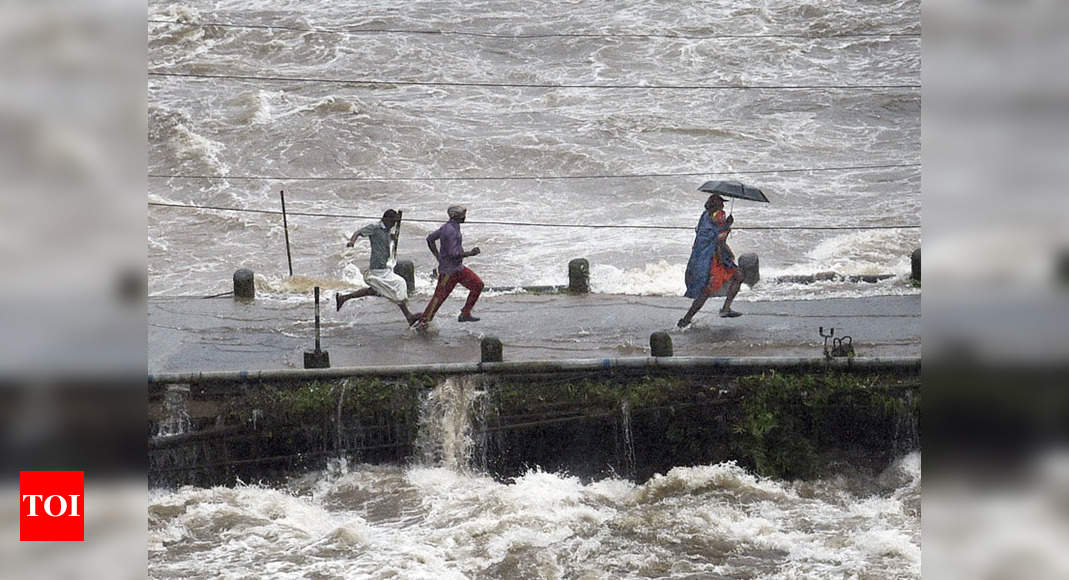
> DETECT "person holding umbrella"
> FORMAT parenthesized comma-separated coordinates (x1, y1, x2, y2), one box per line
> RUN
(678, 180, 767, 327)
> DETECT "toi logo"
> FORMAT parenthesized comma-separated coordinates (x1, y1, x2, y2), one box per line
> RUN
(19, 471, 84, 541)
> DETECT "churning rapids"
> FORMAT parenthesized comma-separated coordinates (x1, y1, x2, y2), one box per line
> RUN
(148, 454, 920, 579)
(149, 378, 920, 579)
(148, 0, 920, 302)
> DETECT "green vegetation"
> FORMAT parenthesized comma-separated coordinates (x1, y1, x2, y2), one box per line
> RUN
(207, 370, 918, 481)
(222, 374, 436, 429)
(488, 374, 712, 415)
(730, 371, 919, 479)
(483, 371, 918, 480)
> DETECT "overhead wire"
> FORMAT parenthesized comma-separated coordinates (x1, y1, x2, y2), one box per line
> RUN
(148, 70, 919, 91)
(147, 17, 919, 232)
(147, 201, 918, 231)
(148, 162, 920, 183)
(147, 18, 920, 41)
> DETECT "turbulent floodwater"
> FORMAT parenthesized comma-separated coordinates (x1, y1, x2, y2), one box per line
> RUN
(148, 4, 921, 576)
(147, 0, 920, 302)
(149, 454, 921, 579)
(149, 371, 920, 579)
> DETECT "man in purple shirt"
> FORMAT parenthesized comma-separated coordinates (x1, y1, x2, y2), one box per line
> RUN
(417, 205, 484, 325)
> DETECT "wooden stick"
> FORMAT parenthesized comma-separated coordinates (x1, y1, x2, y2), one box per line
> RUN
(392, 210, 402, 260)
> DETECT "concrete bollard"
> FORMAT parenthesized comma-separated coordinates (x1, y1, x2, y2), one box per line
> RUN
(233, 268, 255, 299)
(394, 260, 415, 297)
(568, 258, 590, 294)
(738, 253, 760, 287)
(650, 331, 673, 357)
(481, 336, 503, 363)
(911, 248, 921, 283)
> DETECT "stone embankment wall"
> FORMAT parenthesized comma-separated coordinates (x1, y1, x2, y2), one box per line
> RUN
(149, 365, 919, 487)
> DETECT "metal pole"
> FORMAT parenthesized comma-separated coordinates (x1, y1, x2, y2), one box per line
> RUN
(314, 286, 321, 352)
(280, 190, 293, 276)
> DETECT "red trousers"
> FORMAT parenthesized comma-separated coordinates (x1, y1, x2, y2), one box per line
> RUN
(422, 267, 483, 322)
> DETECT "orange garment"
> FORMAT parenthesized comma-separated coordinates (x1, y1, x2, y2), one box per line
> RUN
(703, 210, 739, 296)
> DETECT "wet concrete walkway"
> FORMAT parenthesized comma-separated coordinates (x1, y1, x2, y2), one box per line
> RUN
(148, 293, 919, 373)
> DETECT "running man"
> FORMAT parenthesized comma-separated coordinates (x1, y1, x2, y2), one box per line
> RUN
(417, 205, 484, 325)
(336, 209, 420, 325)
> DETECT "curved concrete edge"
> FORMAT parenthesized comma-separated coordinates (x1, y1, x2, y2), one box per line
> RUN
(148, 356, 920, 385)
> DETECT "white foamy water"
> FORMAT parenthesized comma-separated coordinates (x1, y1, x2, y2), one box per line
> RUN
(149, 452, 921, 579)
(416, 376, 488, 472)
(148, 352, 919, 578)
(148, 0, 920, 301)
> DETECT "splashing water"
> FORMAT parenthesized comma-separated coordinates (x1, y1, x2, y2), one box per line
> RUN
(147, 0, 920, 299)
(154, 384, 191, 438)
(149, 453, 921, 578)
(618, 400, 637, 480)
(415, 376, 487, 472)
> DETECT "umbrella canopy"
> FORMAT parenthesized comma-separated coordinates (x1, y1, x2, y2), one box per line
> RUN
(697, 180, 770, 203)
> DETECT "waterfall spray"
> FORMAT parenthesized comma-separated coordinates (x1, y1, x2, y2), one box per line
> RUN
(619, 400, 636, 480)
(155, 385, 191, 438)
(415, 376, 487, 472)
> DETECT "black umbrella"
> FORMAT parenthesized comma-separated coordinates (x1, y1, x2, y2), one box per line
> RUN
(697, 180, 770, 203)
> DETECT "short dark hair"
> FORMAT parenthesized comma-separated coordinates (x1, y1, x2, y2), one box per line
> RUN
(382, 209, 399, 221)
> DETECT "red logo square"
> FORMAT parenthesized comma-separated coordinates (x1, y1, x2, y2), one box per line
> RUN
(19, 471, 84, 541)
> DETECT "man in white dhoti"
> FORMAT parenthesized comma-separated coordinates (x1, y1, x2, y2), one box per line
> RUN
(335, 209, 419, 325)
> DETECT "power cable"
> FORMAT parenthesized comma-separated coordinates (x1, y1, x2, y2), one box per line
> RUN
(148, 70, 920, 91)
(148, 19, 920, 41)
(147, 201, 919, 230)
(148, 162, 921, 183)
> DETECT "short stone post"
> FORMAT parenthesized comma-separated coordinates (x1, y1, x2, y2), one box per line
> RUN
(481, 336, 503, 363)
(738, 253, 760, 287)
(394, 259, 415, 297)
(650, 331, 673, 357)
(233, 268, 255, 299)
(568, 258, 590, 294)
(910, 248, 921, 283)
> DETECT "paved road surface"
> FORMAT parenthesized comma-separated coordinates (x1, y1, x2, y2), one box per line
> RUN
(149, 293, 919, 373)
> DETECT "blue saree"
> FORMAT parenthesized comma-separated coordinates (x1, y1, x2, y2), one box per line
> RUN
(683, 210, 736, 299)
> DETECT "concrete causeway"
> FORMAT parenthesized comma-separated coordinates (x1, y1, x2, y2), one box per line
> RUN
(149, 293, 920, 373)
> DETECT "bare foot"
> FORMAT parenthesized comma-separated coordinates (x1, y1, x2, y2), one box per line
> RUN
(677, 318, 691, 328)
(719, 309, 742, 318)
(457, 314, 481, 322)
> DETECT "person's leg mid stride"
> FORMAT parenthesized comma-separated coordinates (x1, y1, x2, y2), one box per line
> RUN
(420, 267, 483, 324)
(455, 267, 483, 322)
(718, 270, 744, 317)
(420, 271, 460, 324)
(336, 287, 378, 311)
